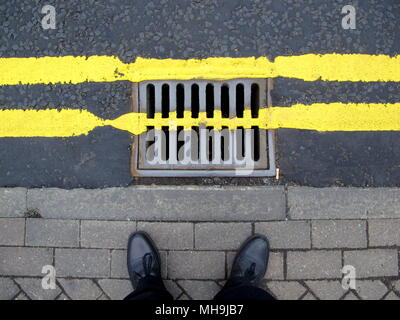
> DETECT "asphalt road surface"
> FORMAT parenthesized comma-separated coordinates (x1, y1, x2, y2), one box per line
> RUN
(0, 0, 399, 188)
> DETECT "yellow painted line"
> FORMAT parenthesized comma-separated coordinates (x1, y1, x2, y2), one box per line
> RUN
(0, 56, 128, 85)
(268, 103, 400, 131)
(0, 109, 105, 137)
(0, 54, 399, 85)
(0, 103, 400, 137)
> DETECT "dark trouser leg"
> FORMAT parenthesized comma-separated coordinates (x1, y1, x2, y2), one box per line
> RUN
(124, 276, 174, 301)
(213, 278, 276, 301)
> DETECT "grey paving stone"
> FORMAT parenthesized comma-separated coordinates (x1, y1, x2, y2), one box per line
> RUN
(354, 280, 388, 300)
(0, 247, 53, 276)
(55, 249, 110, 278)
(383, 292, 400, 300)
(56, 293, 70, 300)
(266, 281, 307, 300)
(255, 221, 311, 249)
(287, 250, 342, 280)
(111, 250, 129, 279)
(393, 280, 400, 293)
(0, 218, 25, 246)
(288, 187, 400, 219)
(311, 220, 367, 249)
(98, 279, 132, 300)
(264, 252, 285, 280)
(165, 280, 184, 299)
(110, 249, 167, 279)
(227, 251, 284, 280)
(97, 293, 110, 300)
(81, 220, 136, 249)
(137, 222, 193, 250)
(14, 292, 29, 300)
(305, 280, 347, 300)
(301, 292, 317, 300)
(58, 278, 103, 300)
(178, 280, 221, 300)
(0, 277, 19, 300)
(368, 219, 400, 247)
(168, 251, 225, 280)
(177, 293, 190, 300)
(27, 186, 285, 221)
(0, 188, 26, 218)
(110, 250, 128, 279)
(343, 292, 359, 300)
(15, 277, 61, 300)
(195, 223, 251, 250)
(26, 219, 79, 248)
(344, 249, 398, 278)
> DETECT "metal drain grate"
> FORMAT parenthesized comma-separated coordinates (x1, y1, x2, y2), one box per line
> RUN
(131, 79, 276, 177)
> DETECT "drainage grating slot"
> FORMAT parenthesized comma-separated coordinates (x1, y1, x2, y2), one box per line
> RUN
(131, 79, 276, 177)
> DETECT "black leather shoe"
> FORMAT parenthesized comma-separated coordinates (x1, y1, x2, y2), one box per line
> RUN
(127, 231, 162, 288)
(229, 234, 270, 286)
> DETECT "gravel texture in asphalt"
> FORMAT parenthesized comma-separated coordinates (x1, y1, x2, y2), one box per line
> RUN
(0, 0, 399, 188)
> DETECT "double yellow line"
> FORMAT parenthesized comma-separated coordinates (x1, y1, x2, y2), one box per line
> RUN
(0, 54, 399, 137)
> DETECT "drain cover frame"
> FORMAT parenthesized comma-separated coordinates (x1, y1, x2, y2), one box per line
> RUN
(130, 78, 276, 177)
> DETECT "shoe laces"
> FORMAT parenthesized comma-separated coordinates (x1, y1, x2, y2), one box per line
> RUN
(244, 262, 256, 282)
(143, 252, 153, 276)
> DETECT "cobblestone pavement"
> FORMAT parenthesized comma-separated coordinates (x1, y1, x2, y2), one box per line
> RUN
(1, 186, 400, 300)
